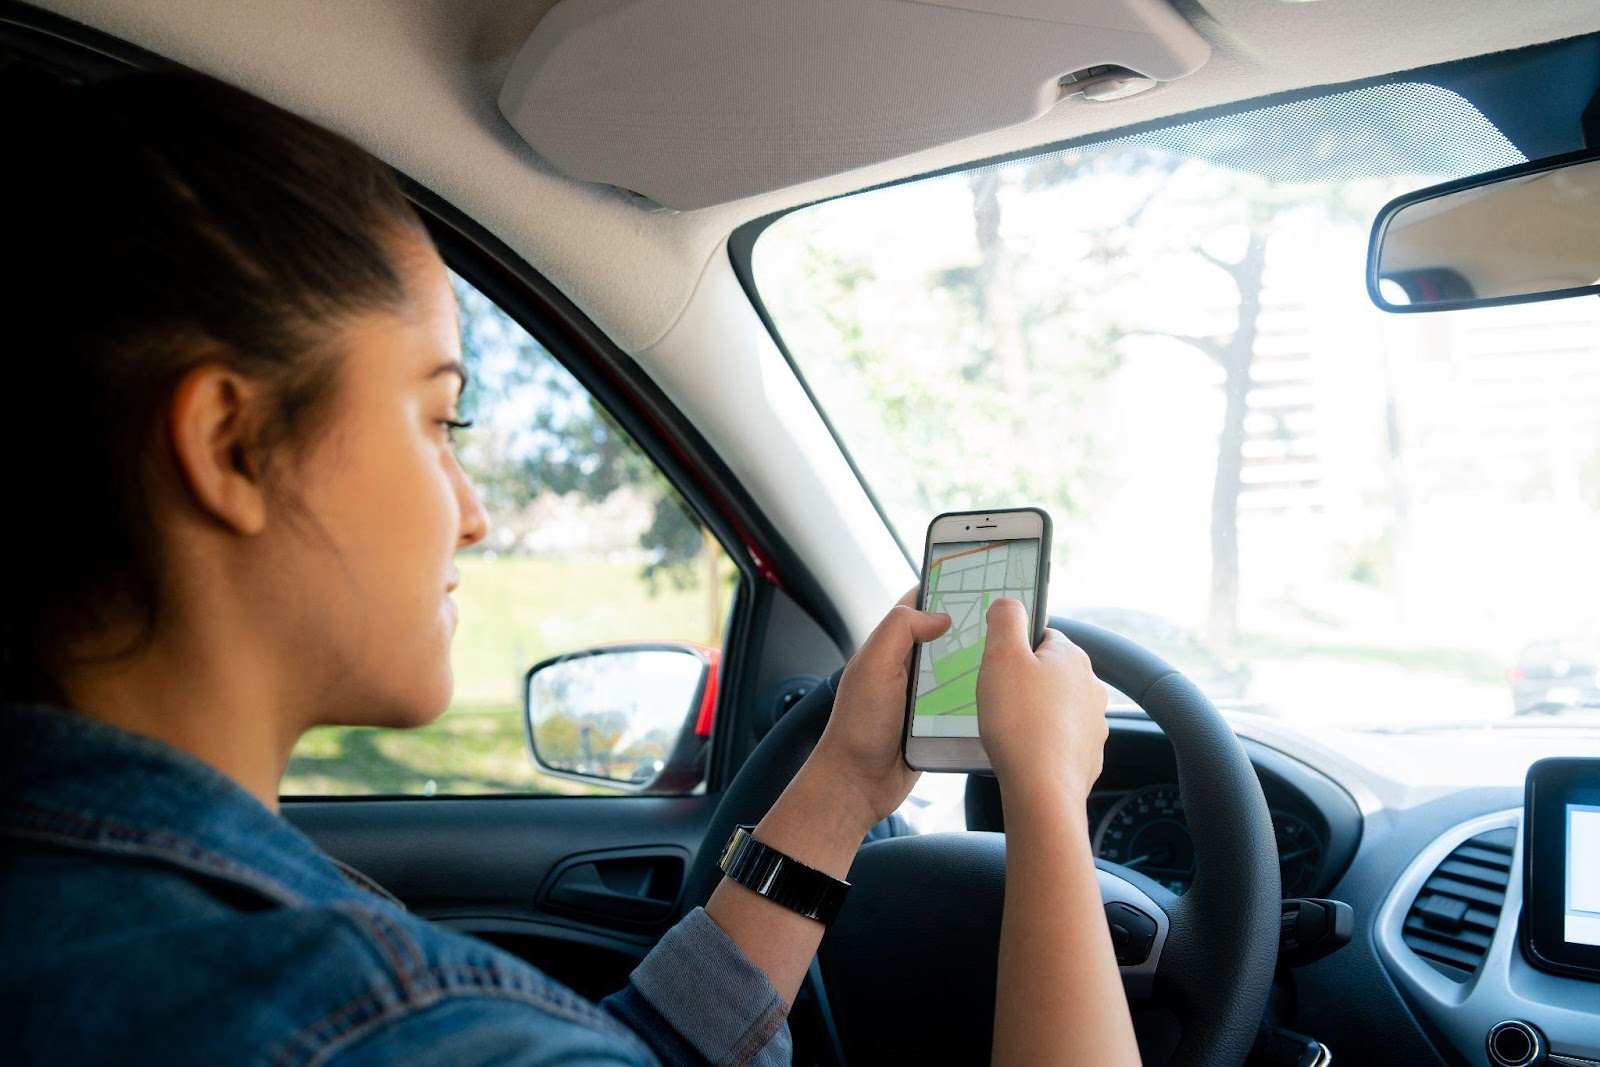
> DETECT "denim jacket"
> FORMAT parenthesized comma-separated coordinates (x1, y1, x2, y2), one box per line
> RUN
(0, 704, 792, 1066)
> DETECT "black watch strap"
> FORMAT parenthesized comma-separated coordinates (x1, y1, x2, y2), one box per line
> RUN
(716, 824, 850, 925)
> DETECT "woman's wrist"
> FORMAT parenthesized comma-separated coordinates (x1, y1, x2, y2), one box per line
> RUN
(999, 773, 1094, 835)
(751, 763, 880, 880)
(707, 761, 874, 1009)
(803, 739, 906, 831)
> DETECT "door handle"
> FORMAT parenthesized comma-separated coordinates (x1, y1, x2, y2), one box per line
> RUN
(540, 849, 686, 926)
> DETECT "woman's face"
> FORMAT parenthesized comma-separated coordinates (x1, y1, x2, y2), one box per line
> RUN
(273, 241, 489, 729)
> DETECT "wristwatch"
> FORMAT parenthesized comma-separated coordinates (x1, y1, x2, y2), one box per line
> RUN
(716, 824, 850, 924)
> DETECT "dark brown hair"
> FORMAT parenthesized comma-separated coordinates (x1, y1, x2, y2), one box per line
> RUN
(2, 69, 428, 700)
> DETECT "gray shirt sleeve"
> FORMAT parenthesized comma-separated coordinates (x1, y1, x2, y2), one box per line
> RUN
(602, 907, 793, 1066)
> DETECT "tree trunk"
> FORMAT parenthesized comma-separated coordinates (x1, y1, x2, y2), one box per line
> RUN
(1380, 343, 1413, 625)
(1206, 227, 1269, 652)
(1208, 359, 1250, 651)
(968, 170, 1029, 400)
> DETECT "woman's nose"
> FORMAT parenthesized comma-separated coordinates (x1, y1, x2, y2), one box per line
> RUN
(453, 458, 490, 549)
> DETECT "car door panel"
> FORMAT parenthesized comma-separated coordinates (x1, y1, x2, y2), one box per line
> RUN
(284, 794, 715, 998)
(281, 580, 846, 1010)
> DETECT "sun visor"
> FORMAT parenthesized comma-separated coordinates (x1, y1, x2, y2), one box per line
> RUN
(498, 0, 1210, 210)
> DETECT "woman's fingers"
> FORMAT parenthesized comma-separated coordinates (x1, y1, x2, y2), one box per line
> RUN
(851, 587, 951, 675)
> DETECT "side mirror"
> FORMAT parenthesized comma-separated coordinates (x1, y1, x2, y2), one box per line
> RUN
(523, 642, 718, 794)
(1368, 149, 1600, 313)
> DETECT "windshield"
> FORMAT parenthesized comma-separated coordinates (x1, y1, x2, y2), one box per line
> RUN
(755, 81, 1600, 741)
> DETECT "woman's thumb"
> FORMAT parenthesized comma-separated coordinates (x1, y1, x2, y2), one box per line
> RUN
(984, 598, 1031, 656)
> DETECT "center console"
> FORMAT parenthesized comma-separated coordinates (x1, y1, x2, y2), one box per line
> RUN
(1375, 757, 1600, 1067)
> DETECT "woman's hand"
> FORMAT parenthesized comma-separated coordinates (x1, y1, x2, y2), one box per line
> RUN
(976, 597, 1109, 804)
(806, 587, 951, 833)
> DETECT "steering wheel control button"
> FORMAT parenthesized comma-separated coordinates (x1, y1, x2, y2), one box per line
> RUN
(1104, 901, 1158, 966)
(1278, 897, 1354, 967)
(1486, 1020, 1545, 1067)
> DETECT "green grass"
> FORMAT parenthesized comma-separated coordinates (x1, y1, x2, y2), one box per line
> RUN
(281, 703, 608, 796)
(281, 554, 731, 797)
(448, 555, 729, 706)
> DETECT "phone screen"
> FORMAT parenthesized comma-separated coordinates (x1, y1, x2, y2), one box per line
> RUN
(911, 537, 1041, 738)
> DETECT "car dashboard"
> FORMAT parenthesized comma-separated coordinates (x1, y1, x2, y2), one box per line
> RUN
(964, 716, 1600, 1066)
(965, 715, 1365, 901)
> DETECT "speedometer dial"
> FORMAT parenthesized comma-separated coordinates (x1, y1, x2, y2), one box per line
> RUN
(1093, 784, 1194, 895)
(1092, 785, 1328, 897)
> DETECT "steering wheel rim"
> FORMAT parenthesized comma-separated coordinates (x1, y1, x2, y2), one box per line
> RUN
(683, 617, 1279, 1067)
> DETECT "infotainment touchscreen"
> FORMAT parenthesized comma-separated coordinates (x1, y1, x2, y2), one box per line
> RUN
(1523, 757, 1600, 981)
(1568, 803, 1600, 947)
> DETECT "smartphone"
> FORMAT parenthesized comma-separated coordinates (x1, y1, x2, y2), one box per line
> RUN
(902, 507, 1052, 774)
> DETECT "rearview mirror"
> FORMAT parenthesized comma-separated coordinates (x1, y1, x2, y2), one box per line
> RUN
(1368, 150, 1600, 313)
(523, 643, 717, 794)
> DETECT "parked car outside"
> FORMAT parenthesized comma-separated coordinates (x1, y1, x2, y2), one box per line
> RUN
(1511, 638, 1600, 714)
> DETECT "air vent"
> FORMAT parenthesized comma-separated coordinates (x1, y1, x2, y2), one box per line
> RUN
(1401, 826, 1515, 981)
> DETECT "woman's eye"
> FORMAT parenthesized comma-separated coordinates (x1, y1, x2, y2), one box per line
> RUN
(440, 418, 474, 444)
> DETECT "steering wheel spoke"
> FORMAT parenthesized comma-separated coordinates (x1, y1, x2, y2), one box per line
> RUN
(1096, 861, 1179, 1000)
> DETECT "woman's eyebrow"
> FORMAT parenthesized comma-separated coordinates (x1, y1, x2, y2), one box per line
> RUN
(427, 359, 469, 395)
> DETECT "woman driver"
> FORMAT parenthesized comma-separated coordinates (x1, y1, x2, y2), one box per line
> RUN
(0, 71, 1137, 1066)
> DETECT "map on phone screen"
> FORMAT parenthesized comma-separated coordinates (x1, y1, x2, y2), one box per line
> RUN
(913, 538, 1039, 736)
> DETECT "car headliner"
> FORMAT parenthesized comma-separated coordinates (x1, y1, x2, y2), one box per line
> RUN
(29, 0, 1600, 355)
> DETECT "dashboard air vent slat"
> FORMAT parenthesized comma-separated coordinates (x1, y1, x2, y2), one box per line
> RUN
(1424, 873, 1508, 909)
(1400, 826, 1515, 982)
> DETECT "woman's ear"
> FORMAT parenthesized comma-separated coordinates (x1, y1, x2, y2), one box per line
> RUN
(167, 365, 269, 536)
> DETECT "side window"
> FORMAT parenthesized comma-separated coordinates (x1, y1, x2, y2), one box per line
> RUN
(282, 272, 738, 797)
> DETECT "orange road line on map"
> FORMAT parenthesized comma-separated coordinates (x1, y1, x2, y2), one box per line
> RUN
(929, 541, 1007, 569)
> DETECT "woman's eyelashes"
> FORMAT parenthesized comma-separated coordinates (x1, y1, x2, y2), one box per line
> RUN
(439, 417, 474, 444)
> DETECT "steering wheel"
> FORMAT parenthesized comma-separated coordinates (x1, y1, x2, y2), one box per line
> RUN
(682, 617, 1280, 1067)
